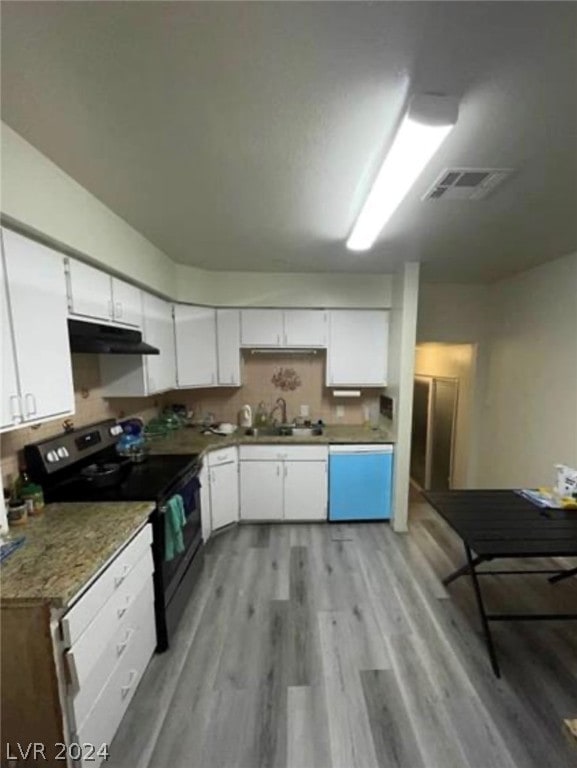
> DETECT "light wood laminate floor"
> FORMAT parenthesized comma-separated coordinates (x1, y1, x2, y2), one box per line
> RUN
(109, 497, 577, 768)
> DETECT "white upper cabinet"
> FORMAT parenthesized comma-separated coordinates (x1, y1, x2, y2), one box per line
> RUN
(1, 240, 21, 430)
(283, 310, 327, 347)
(216, 309, 241, 386)
(143, 294, 176, 394)
(240, 309, 327, 348)
(1, 228, 74, 430)
(327, 310, 389, 387)
(174, 306, 218, 387)
(67, 259, 113, 322)
(99, 292, 175, 396)
(240, 309, 283, 347)
(111, 278, 142, 327)
(67, 259, 141, 328)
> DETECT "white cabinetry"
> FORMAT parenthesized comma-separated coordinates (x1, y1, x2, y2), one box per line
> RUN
(216, 309, 241, 386)
(207, 447, 239, 530)
(99, 293, 176, 396)
(63, 524, 155, 768)
(239, 445, 328, 521)
(240, 460, 284, 520)
(1, 228, 74, 432)
(174, 306, 217, 387)
(240, 309, 327, 348)
(66, 259, 141, 327)
(111, 278, 142, 327)
(327, 310, 389, 387)
(240, 309, 284, 347)
(283, 310, 327, 347)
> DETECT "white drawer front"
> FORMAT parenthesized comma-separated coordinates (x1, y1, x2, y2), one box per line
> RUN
(76, 608, 157, 768)
(239, 444, 328, 462)
(207, 446, 237, 467)
(62, 524, 152, 646)
(70, 578, 155, 729)
(65, 549, 154, 692)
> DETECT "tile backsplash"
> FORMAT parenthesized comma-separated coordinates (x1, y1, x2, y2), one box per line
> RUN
(1, 351, 379, 489)
(0, 355, 159, 485)
(165, 351, 380, 427)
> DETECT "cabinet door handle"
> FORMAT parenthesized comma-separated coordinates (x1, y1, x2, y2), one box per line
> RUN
(108, 300, 114, 319)
(116, 628, 134, 657)
(117, 595, 132, 619)
(9, 395, 23, 423)
(276, 334, 280, 345)
(121, 669, 138, 699)
(114, 564, 131, 588)
(115, 301, 123, 319)
(284, 465, 287, 478)
(276, 465, 280, 476)
(24, 393, 37, 417)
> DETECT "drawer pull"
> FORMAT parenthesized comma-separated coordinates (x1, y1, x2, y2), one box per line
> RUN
(121, 669, 138, 699)
(114, 564, 131, 588)
(116, 628, 135, 657)
(117, 595, 132, 619)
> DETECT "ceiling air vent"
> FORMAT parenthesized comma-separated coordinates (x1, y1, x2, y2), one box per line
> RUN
(423, 168, 513, 201)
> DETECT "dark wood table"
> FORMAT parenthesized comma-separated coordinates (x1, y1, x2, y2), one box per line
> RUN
(423, 490, 577, 677)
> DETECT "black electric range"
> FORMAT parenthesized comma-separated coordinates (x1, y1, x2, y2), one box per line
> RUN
(24, 419, 203, 651)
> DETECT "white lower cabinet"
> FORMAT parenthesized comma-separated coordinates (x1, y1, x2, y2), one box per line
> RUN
(208, 453, 239, 530)
(239, 445, 328, 521)
(240, 460, 284, 520)
(63, 524, 155, 768)
(283, 461, 327, 521)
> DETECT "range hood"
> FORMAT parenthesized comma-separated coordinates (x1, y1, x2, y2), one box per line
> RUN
(68, 319, 160, 355)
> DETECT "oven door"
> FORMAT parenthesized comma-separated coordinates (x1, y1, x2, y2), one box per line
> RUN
(152, 469, 203, 650)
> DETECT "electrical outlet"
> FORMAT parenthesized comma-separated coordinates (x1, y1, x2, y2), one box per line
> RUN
(336, 405, 345, 419)
(300, 404, 310, 417)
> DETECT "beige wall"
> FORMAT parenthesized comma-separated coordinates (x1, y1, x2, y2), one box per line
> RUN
(386, 262, 420, 532)
(2, 123, 393, 310)
(167, 351, 379, 427)
(175, 264, 393, 308)
(479, 251, 577, 487)
(1, 123, 177, 297)
(414, 344, 476, 488)
(417, 254, 577, 489)
(0, 355, 159, 484)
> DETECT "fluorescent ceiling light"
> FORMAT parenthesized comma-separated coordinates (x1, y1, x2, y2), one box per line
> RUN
(347, 94, 459, 251)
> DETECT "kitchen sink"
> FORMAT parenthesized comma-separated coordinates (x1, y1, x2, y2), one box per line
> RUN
(244, 425, 323, 437)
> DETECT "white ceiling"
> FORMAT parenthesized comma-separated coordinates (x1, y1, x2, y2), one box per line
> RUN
(1, 2, 576, 283)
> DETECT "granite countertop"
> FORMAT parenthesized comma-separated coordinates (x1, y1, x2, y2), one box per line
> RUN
(148, 423, 396, 456)
(0, 501, 154, 608)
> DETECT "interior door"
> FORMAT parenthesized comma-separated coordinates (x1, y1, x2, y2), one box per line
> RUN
(410, 378, 431, 489)
(430, 378, 458, 491)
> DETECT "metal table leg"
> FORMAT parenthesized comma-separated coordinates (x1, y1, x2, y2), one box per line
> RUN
(443, 554, 490, 586)
(465, 544, 501, 678)
(549, 566, 577, 584)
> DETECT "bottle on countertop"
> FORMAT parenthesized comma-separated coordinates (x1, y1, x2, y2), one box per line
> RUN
(18, 469, 45, 516)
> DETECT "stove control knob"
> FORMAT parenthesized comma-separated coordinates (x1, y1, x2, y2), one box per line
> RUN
(57, 447, 69, 459)
(46, 450, 59, 463)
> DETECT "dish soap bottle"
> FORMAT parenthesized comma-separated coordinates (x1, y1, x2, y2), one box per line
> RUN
(255, 401, 269, 427)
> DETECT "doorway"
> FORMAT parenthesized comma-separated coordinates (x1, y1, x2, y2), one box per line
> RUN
(411, 376, 458, 491)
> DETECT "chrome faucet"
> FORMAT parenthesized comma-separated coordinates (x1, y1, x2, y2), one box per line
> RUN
(269, 397, 288, 425)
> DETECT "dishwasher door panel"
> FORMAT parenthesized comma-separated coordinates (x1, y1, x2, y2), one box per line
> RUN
(329, 450, 393, 521)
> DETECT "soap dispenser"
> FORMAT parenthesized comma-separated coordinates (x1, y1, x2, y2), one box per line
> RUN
(238, 404, 252, 428)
